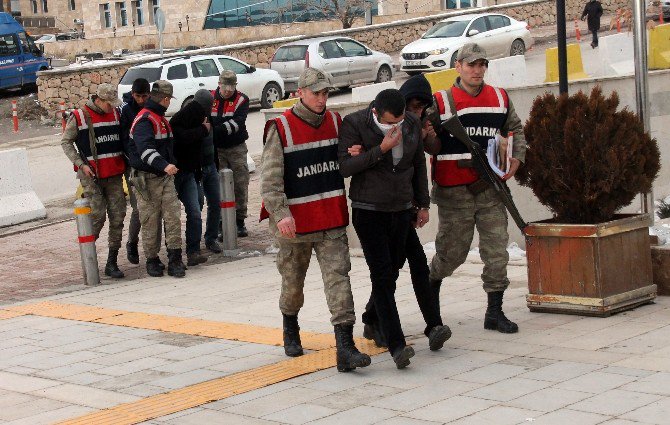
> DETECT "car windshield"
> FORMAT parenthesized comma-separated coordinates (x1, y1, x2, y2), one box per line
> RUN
(36, 35, 53, 42)
(273, 45, 308, 62)
(422, 20, 469, 38)
(120, 67, 162, 85)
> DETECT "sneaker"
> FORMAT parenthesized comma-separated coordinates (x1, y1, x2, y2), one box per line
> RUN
(206, 240, 222, 253)
(186, 252, 208, 267)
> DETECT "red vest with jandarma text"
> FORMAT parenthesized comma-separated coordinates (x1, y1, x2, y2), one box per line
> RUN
(211, 90, 246, 118)
(129, 108, 173, 144)
(72, 105, 125, 178)
(432, 85, 509, 187)
(260, 108, 348, 235)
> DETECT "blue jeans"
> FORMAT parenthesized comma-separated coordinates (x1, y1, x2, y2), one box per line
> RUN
(174, 171, 202, 255)
(198, 163, 222, 245)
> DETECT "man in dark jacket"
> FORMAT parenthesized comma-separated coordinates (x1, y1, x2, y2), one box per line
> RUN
(211, 70, 251, 237)
(581, 0, 603, 48)
(119, 78, 154, 266)
(359, 75, 450, 352)
(338, 89, 430, 369)
(170, 89, 214, 266)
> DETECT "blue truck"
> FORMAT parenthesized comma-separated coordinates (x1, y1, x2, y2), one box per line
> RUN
(0, 12, 49, 90)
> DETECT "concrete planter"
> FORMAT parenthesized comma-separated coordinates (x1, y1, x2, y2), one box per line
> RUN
(525, 214, 656, 317)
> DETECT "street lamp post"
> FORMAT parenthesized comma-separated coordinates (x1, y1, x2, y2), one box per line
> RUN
(178, 21, 182, 31)
(186, 14, 190, 31)
(556, 0, 568, 94)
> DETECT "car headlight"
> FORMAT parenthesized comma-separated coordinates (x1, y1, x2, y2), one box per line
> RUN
(427, 48, 449, 56)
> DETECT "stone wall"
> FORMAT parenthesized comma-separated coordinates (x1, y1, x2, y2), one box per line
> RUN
(37, 0, 631, 113)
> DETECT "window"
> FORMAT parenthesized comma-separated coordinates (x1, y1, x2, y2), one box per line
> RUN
(0, 34, 20, 56)
(423, 20, 469, 38)
(272, 45, 308, 62)
(217, 58, 248, 74)
(318, 41, 342, 59)
(100, 3, 112, 28)
(117, 2, 128, 26)
(337, 39, 367, 57)
(68, 0, 75, 11)
(133, 0, 144, 25)
(487, 15, 509, 30)
(119, 67, 162, 84)
(167, 64, 187, 80)
(469, 17, 488, 34)
(17, 32, 30, 53)
(191, 59, 219, 77)
(30, 0, 37, 14)
(41, 0, 47, 13)
(150, 0, 159, 23)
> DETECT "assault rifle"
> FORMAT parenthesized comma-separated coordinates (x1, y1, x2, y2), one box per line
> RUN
(441, 115, 527, 233)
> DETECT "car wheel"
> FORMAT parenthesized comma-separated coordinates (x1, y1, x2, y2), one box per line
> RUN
(181, 96, 194, 109)
(261, 82, 282, 109)
(510, 39, 525, 56)
(450, 51, 458, 68)
(375, 65, 392, 83)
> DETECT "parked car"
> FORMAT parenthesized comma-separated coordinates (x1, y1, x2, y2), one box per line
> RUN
(400, 13, 533, 75)
(0, 12, 50, 90)
(117, 54, 285, 114)
(270, 36, 394, 94)
(34, 33, 56, 44)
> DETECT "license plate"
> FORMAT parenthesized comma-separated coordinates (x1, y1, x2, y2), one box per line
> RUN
(405, 60, 422, 66)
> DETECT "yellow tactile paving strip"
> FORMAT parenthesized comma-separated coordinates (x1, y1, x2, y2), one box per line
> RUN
(5, 301, 335, 350)
(4, 301, 388, 425)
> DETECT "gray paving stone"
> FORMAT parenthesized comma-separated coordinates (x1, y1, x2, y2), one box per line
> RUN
(0, 391, 37, 409)
(449, 405, 543, 425)
(464, 377, 551, 402)
(95, 356, 171, 377)
(29, 383, 140, 409)
(504, 387, 592, 412)
(224, 386, 332, 418)
(308, 405, 397, 425)
(404, 395, 497, 423)
(3, 405, 95, 425)
(92, 369, 173, 391)
(152, 354, 236, 374)
(568, 388, 662, 416)
(529, 408, 610, 425)
(149, 369, 224, 390)
(367, 379, 483, 412)
(309, 383, 401, 411)
(59, 371, 111, 386)
(32, 362, 101, 379)
(262, 403, 338, 424)
(599, 366, 656, 378)
(519, 361, 604, 382)
(375, 418, 442, 425)
(451, 363, 529, 384)
(620, 397, 670, 424)
(164, 409, 282, 424)
(620, 372, 670, 396)
(118, 383, 168, 397)
(0, 371, 61, 392)
(554, 371, 638, 394)
(0, 397, 69, 421)
(213, 381, 299, 406)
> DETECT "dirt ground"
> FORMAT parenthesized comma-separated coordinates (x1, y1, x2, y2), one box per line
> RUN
(1, 88, 62, 142)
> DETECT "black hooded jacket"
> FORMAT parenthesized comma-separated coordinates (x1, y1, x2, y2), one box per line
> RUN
(399, 74, 433, 116)
(169, 101, 210, 174)
(119, 91, 144, 160)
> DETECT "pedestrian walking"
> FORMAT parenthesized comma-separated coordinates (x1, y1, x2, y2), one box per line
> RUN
(61, 83, 127, 279)
(338, 88, 430, 369)
(581, 0, 604, 48)
(127, 80, 186, 278)
(261, 68, 371, 373)
(426, 43, 526, 334)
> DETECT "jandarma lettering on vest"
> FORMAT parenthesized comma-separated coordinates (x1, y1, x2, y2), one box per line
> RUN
(296, 161, 339, 178)
(96, 134, 120, 143)
(465, 127, 498, 137)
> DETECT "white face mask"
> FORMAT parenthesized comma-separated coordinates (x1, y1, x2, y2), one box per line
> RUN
(372, 111, 403, 135)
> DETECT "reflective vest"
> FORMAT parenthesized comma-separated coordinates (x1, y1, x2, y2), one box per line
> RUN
(72, 105, 125, 178)
(129, 108, 173, 144)
(211, 90, 246, 132)
(260, 108, 349, 234)
(432, 85, 508, 187)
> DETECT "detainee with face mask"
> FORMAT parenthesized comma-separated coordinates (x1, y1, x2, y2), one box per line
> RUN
(338, 89, 433, 369)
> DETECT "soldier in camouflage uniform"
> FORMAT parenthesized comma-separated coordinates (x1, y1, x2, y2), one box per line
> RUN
(425, 43, 527, 334)
(127, 80, 186, 278)
(61, 83, 127, 279)
(261, 68, 370, 373)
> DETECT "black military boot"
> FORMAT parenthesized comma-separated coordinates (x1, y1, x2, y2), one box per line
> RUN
(429, 278, 443, 316)
(334, 324, 371, 372)
(484, 291, 519, 333)
(158, 259, 166, 271)
(167, 248, 186, 278)
(126, 242, 139, 264)
(146, 257, 163, 277)
(282, 314, 303, 357)
(237, 219, 248, 237)
(427, 325, 452, 351)
(187, 251, 208, 267)
(392, 345, 415, 369)
(363, 322, 387, 348)
(104, 248, 124, 279)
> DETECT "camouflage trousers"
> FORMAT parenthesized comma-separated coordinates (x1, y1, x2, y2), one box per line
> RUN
(79, 172, 126, 250)
(134, 172, 182, 259)
(277, 232, 356, 326)
(429, 185, 510, 293)
(217, 143, 249, 220)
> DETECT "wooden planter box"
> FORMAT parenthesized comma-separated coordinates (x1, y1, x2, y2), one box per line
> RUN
(525, 214, 656, 317)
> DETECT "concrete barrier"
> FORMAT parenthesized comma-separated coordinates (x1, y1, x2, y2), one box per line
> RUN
(649, 23, 670, 70)
(599, 32, 634, 76)
(424, 68, 459, 92)
(486, 55, 528, 88)
(272, 98, 299, 109)
(545, 43, 589, 82)
(351, 81, 397, 103)
(0, 148, 46, 227)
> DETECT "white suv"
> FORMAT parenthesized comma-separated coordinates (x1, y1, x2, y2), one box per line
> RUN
(118, 54, 285, 115)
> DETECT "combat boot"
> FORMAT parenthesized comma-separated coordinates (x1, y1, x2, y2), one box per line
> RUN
(427, 325, 452, 351)
(363, 322, 387, 348)
(237, 219, 248, 237)
(104, 248, 124, 279)
(392, 345, 415, 369)
(334, 324, 371, 372)
(126, 242, 139, 264)
(484, 291, 518, 334)
(282, 314, 303, 357)
(429, 278, 443, 316)
(187, 251, 208, 267)
(146, 257, 163, 277)
(167, 248, 186, 278)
